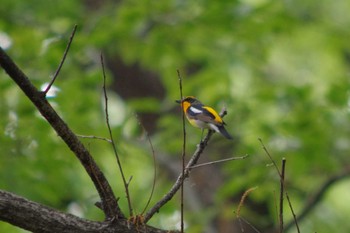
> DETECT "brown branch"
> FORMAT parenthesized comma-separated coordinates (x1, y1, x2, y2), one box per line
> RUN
(278, 158, 286, 233)
(189, 155, 248, 169)
(138, 120, 157, 215)
(0, 190, 171, 233)
(285, 192, 300, 233)
(0, 47, 123, 219)
(177, 69, 186, 233)
(259, 139, 292, 233)
(258, 138, 281, 177)
(259, 140, 297, 233)
(101, 53, 133, 217)
(44, 25, 77, 95)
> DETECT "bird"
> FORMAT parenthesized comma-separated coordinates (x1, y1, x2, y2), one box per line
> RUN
(176, 96, 233, 140)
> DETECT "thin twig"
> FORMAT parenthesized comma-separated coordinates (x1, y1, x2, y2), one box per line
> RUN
(279, 158, 286, 233)
(101, 54, 133, 217)
(190, 155, 248, 169)
(76, 134, 112, 143)
(259, 139, 290, 233)
(258, 138, 281, 177)
(260, 139, 300, 233)
(177, 69, 186, 233)
(140, 123, 157, 215)
(237, 216, 261, 233)
(273, 190, 279, 230)
(286, 192, 300, 233)
(44, 25, 77, 95)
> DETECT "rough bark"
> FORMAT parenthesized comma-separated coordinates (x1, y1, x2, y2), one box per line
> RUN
(0, 190, 172, 233)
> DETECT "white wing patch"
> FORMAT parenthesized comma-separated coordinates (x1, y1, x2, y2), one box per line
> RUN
(208, 123, 220, 133)
(189, 106, 202, 114)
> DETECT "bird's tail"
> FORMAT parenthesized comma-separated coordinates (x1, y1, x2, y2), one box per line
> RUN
(218, 125, 233, 140)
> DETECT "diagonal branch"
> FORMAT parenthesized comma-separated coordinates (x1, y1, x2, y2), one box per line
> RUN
(144, 108, 234, 223)
(144, 130, 214, 223)
(189, 155, 248, 169)
(44, 25, 77, 95)
(0, 47, 123, 219)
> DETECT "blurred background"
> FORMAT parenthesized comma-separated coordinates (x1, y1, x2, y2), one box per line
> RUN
(1, 0, 350, 232)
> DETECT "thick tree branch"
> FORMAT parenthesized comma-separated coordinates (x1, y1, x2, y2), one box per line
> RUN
(0, 47, 123, 219)
(0, 190, 172, 233)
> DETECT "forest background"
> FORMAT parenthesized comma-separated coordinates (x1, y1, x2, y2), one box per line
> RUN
(1, 0, 350, 232)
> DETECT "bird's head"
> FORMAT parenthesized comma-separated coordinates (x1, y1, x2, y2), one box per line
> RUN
(176, 96, 199, 104)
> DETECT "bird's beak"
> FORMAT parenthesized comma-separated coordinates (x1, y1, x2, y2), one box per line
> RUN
(175, 99, 182, 104)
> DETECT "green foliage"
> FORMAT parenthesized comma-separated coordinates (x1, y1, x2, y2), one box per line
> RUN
(1, 0, 350, 232)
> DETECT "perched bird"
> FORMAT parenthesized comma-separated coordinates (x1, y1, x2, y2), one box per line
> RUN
(176, 96, 233, 140)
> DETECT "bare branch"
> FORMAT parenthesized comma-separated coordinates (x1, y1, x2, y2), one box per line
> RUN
(258, 138, 281, 177)
(279, 158, 286, 233)
(0, 190, 170, 233)
(44, 25, 77, 95)
(138, 122, 157, 215)
(177, 69, 186, 233)
(100, 54, 133, 217)
(259, 139, 295, 233)
(189, 155, 248, 169)
(286, 192, 300, 233)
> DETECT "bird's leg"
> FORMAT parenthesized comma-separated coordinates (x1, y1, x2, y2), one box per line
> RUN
(200, 129, 205, 145)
